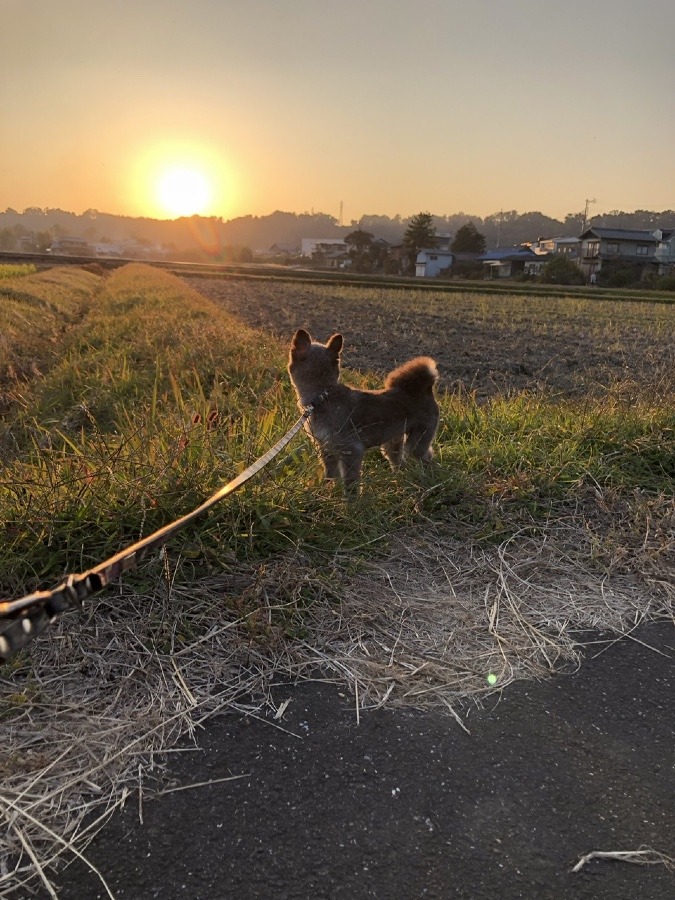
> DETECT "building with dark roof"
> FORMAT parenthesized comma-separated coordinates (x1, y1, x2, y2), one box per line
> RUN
(578, 227, 657, 277)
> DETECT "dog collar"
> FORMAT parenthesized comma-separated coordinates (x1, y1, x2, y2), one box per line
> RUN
(304, 388, 331, 414)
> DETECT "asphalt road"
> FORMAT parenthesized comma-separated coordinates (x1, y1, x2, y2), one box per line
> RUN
(48, 623, 674, 900)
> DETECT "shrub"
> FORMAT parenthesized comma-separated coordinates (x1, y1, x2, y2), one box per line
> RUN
(597, 260, 644, 289)
(450, 260, 485, 280)
(540, 256, 584, 285)
(651, 275, 675, 292)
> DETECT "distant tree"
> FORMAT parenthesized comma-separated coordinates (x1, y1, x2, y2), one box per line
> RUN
(32, 230, 52, 253)
(0, 227, 18, 250)
(451, 222, 486, 254)
(345, 229, 374, 253)
(403, 212, 436, 274)
(540, 255, 584, 285)
(564, 212, 585, 235)
(344, 229, 375, 272)
(483, 210, 565, 247)
(239, 246, 253, 263)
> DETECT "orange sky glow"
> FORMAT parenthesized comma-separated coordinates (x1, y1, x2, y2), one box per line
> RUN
(2, 0, 674, 224)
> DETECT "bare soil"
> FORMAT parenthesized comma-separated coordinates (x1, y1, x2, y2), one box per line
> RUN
(185, 276, 675, 399)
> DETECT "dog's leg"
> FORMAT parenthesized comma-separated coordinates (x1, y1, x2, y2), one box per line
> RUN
(319, 447, 342, 480)
(381, 438, 405, 469)
(339, 444, 365, 488)
(405, 425, 437, 464)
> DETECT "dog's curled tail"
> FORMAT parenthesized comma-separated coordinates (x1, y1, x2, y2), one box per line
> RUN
(385, 357, 438, 393)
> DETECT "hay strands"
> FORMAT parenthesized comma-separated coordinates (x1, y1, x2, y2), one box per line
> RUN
(572, 847, 675, 873)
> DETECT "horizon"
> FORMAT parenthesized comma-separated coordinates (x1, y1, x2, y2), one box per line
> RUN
(5, 204, 674, 228)
(3, 1, 674, 224)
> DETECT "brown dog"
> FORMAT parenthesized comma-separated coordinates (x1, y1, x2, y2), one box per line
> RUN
(288, 329, 439, 488)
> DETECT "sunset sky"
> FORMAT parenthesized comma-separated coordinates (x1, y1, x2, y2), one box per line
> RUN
(2, 0, 674, 223)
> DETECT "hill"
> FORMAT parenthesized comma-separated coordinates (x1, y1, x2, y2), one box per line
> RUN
(1, 207, 674, 261)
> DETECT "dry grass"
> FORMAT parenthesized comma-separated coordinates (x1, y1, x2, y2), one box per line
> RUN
(0, 569, 296, 897)
(1, 492, 672, 897)
(571, 847, 675, 873)
(1, 266, 673, 896)
(292, 493, 674, 716)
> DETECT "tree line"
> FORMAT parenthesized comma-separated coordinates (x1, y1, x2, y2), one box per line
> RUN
(1, 206, 674, 261)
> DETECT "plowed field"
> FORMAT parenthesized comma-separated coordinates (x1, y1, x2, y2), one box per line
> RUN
(185, 277, 675, 398)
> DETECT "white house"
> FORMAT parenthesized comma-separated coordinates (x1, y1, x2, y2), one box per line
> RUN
(415, 249, 454, 277)
(529, 236, 580, 258)
(301, 238, 347, 257)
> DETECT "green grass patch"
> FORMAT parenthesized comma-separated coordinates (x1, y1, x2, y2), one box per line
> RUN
(1, 263, 673, 604)
(0, 266, 101, 412)
(0, 263, 37, 279)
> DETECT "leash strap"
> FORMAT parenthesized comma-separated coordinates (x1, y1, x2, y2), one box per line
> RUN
(0, 398, 324, 661)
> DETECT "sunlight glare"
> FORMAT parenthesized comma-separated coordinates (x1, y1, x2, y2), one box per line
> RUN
(131, 139, 235, 220)
(157, 167, 211, 217)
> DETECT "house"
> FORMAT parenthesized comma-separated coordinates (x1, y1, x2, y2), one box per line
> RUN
(480, 246, 539, 278)
(93, 242, 124, 258)
(415, 249, 454, 277)
(528, 236, 580, 258)
(301, 238, 346, 257)
(303, 239, 351, 268)
(268, 242, 301, 257)
(653, 229, 675, 275)
(321, 249, 351, 269)
(47, 237, 95, 257)
(577, 227, 657, 278)
(372, 237, 391, 252)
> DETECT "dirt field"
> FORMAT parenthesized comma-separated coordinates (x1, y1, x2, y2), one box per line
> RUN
(185, 276, 675, 399)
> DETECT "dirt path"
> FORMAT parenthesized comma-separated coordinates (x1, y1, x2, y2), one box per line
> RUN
(48, 623, 674, 899)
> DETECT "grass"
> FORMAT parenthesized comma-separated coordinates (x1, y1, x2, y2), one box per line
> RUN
(179, 261, 675, 304)
(0, 263, 673, 896)
(1, 261, 673, 596)
(0, 264, 37, 280)
(0, 267, 101, 420)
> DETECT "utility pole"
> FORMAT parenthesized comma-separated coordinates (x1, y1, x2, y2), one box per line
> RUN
(581, 197, 597, 233)
(339, 200, 343, 227)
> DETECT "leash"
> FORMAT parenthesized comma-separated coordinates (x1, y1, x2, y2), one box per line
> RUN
(0, 393, 328, 662)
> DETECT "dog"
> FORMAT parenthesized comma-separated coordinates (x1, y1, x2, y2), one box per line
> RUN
(288, 329, 439, 489)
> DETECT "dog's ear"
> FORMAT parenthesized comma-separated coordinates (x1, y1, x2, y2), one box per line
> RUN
(326, 333, 343, 357)
(290, 329, 312, 360)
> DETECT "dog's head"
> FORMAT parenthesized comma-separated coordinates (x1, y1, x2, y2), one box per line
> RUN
(288, 329, 343, 398)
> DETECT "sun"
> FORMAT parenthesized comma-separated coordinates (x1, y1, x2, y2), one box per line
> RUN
(156, 166, 211, 218)
(131, 139, 235, 220)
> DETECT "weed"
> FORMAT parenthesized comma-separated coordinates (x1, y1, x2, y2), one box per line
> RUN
(0, 263, 37, 279)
